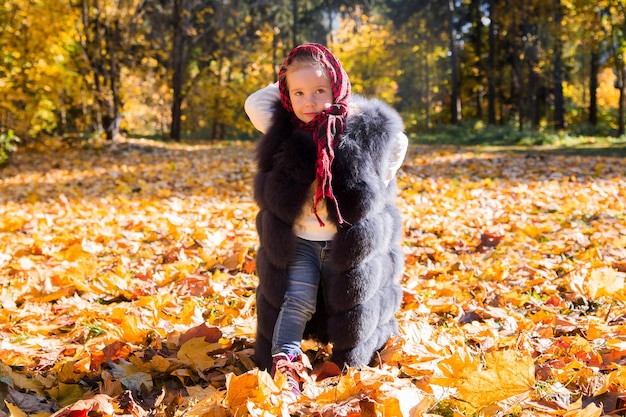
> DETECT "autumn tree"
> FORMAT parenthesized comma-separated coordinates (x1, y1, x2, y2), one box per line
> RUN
(569, 0, 608, 127)
(140, 0, 216, 141)
(391, 15, 434, 129)
(186, 0, 271, 140)
(4, 0, 626, 145)
(382, 0, 466, 127)
(73, 0, 147, 141)
(602, 0, 626, 136)
(552, 0, 567, 130)
(465, 0, 486, 121)
(144, 0, 291, 141)
(551, 0, 626, 134)
(0, 0, 80, 137)
(331, 7, 401, 103)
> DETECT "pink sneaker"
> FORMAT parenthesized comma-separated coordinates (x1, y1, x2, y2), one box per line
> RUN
(271, 353, 307, 397)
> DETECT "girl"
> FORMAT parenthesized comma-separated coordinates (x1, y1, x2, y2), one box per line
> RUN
(246, 43, 407, 397)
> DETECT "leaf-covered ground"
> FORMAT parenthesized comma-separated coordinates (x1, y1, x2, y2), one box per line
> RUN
(1, 138, 625, 417)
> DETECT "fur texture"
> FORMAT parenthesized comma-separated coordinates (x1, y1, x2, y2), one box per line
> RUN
(254, 95, 405, 371)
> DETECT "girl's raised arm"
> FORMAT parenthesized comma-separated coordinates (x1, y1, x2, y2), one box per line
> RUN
(385, 132, 408, 184)
(244, 83, 280, 134)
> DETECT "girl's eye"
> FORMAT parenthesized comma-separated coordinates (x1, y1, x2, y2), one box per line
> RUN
(316, 89, 326, 94)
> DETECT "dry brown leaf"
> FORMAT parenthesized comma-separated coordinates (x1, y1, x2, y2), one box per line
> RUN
(179, 323, 222, 345)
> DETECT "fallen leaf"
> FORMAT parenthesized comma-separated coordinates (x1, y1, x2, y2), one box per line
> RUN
(107, 359, 153, 392)
(3, 141, 626, 416)
(179, 323, 222, 345)
(49, 394, 116, 417)
(585, 267, 624, 299)
(225, 369, 281, 414)
(176, 337, 222, 371)
(454, 350, 535, 410)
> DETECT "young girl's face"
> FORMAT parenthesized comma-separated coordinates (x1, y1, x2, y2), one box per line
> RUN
(287, 65, 333, 123)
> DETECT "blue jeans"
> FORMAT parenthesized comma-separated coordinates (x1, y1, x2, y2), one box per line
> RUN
(271, 237, 335, 357)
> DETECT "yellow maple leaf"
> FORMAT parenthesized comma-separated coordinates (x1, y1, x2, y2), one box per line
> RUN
(0, 216, 27, 233)
(585, 267, 624, 299)
(45, 382, 85, 407)
(56, 360, 85, 384)
(224, 369, 281, 413)
(435, 348, 477, 381)
(312, 371, 359, 403)
(454, 350, 535, 410)
(176, 337, 219, 371)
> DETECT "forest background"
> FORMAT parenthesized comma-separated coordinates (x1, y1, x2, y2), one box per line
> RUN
(4, 0, 626, 158)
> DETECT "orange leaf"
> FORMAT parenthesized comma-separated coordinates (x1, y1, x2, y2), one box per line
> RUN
(454, 350, 535, 410)
(225, 369, 280, 413)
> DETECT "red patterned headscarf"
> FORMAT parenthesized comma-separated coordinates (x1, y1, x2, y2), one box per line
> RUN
(278, 43, 351, 226)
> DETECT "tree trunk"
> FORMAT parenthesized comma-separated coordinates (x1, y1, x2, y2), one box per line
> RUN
(528, 60, 541, 129)
(105, 21, 121, 141)
(552, 0, 566, 130)
(292, 0, 298, 49)
(425, 39, 431, 129)
(589, 49, 599, 126)
(57, 89, 67, 135)
(170, 0, 185, 142)
(326, 0, 333, 44)
(512, 61, 524, 131)
(78, 0, 122, 141)
(553, 53, 566, 130)
(487, 0, 496, 124)
(472, 0, 483, 121)
(89, 0, 106, 136)
(619, 66, 626, 136)
(447, 0, 461, 124)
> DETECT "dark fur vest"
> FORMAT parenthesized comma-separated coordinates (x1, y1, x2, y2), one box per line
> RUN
(253, 95, 405, 371)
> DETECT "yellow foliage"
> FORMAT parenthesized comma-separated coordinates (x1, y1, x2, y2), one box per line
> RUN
(454, 350, 535, 411)
(0, 0, 81, 136)
(331, 6, 400, 104)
